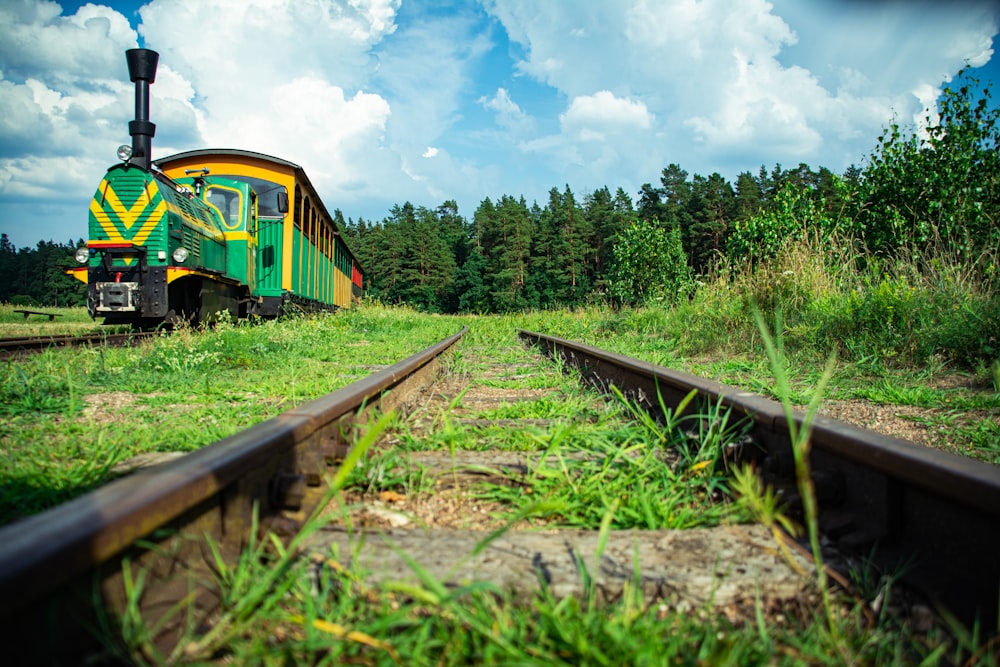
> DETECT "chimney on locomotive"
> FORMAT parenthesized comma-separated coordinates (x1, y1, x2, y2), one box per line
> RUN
(125, 48, 158, 170)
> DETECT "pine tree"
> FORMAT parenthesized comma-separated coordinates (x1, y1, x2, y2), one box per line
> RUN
(529, 195, 557, 309)
(379, 203, 458, 312)
(546, 186, 593, 307)
(584, 186, 628, 293)
(660, 164, 692, 230)
(636, 182, 666, 223)
(454, 247, 489, 312)
(482, 195, 533, 312)
(735, 171, 765, 221)
(0, 234, 17, 303)
(687, 173, 736, 272)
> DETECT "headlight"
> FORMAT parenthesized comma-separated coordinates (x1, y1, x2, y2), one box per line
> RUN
(172, 247, 189, 263)
(75, 247, 89, 264)
(117, 144, 133, 162)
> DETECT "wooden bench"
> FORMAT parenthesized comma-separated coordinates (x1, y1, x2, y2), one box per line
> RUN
(13, 309, 63, 321)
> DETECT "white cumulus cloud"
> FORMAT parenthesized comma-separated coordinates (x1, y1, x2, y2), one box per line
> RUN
(0, 0, 143, 219)
(485, 0, 999, 186)
(521, 91, 657, 190)
(480, 87, 532, 134)
(135, 0, 402, 202)
(561, 91, 652, 139)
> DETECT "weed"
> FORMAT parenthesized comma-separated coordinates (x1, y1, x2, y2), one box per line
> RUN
(753, 310, 842, 646)
(344, 447, 431, 497)
(476, 389, 750, 531)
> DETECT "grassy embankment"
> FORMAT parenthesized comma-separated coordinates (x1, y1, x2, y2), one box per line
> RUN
(0, 306, 459, 524)
(1, 289, 997, 663)
(0, 303, 107, 337)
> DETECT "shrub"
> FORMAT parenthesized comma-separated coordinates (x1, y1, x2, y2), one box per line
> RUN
(812, 268, 999, 368)
(9, 295, 35, 307)
(727, 181, 845, 265)
(607, 219, 693, 307)
(851, 69, 1000, 258)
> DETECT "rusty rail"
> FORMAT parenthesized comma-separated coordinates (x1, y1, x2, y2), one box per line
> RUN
(0, 327, 466, 661)
(519, 329, 1000, 627)
(0, 331, 157, 359)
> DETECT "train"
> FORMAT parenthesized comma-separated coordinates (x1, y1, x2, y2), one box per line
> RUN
(69, 48, 363, 327)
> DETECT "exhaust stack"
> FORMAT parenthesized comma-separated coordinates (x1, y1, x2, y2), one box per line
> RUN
(125, 48, 159, 170)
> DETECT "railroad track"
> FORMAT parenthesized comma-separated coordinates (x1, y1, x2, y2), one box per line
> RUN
(0, 330, 157, 359)
(518, 331, 1000, 624)
(0, 327, 997, 663)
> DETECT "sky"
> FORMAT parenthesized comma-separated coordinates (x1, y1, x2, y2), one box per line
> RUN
(1, 0, 998, 249)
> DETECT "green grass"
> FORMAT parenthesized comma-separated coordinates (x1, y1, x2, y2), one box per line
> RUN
(507, 300, 999, 464)
(846, 377, 1000, 410)
(473, 406, 749, 531)
(161, 563, 980, 665)
(106, 338, 994, 665)
(4, 303, 998, 663)
(0, 303, 112, 337)
(0, 305, 460, 524)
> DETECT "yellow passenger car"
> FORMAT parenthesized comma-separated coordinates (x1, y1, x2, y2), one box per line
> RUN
(157, 149, 363, 316)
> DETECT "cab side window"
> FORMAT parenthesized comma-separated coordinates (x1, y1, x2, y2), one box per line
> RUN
(207, 187, 240, 227)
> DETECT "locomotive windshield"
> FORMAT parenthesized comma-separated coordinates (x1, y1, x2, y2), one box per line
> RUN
(215, 175, 287, 217)
(206, 186, 242, 228)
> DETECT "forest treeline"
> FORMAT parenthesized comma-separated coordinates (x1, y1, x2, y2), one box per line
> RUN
(345, 69, 999, 315)
(0, 166, 848, 311)
(0, 235, 86, 307)
(342, 163, 847, 313)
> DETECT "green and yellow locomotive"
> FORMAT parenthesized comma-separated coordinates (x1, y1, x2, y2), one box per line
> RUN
(70, 49, 362, 326)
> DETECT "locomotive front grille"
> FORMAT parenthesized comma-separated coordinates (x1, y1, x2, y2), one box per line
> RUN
(96, 282, 140, 312)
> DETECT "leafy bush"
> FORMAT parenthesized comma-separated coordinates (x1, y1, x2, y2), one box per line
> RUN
(812, 269, 999, 367)
(649, 229, 999, 370)
(607, 219, 692, 307)
(727, 180, 845, 265)
(9, 295, 35, 307)
(851, 69, 1000, 257)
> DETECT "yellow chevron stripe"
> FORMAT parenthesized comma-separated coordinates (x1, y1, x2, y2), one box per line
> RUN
(167, 267, 221, 284)
(90, 178, 167, 265)
(131, 199, 166, 245)
(90, 197, 125, 243)
(101, 179, 154, 231)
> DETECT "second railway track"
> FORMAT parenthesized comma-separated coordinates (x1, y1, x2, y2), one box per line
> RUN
(0, 330, 158, 359)
(1, 325, 998, 663)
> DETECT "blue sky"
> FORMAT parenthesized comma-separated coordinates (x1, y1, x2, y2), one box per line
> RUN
(1, 0, 998, 249)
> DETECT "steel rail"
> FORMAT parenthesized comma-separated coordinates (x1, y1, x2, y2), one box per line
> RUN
(0, 327, 466, 661)
(519, 329, 1000, 627)
(0, 330, 157, 358)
